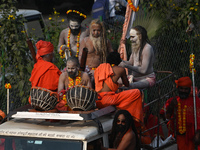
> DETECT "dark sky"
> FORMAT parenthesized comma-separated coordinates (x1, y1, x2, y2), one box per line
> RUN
(17, 0, 94, 15)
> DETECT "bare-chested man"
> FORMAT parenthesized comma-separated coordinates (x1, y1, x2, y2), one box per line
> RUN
(58, 56, 92, 93)
(78, 19, 113, 76)
(120, 25, 156, 89)
(57, 9, 89, 59)
(56, 57, 92, 111)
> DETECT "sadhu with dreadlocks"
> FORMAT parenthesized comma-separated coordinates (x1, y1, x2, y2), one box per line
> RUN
(101, 110, 140, 150)
(58, 7, 89, 59)
(120, 25, 156, 90)
(78, 19, 113, 78)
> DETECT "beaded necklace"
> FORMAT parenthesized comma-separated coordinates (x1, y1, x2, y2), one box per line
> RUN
(68, 71, 81, 88)
(67, 29, 81, 57)
(177, 99, 187, 134)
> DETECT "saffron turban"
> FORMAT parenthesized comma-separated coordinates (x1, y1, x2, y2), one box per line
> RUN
(175, 76, 192, 88)
(36, 40, 54, 60)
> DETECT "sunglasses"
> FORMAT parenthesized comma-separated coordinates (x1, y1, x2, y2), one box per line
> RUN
(117, 119, 126, 124)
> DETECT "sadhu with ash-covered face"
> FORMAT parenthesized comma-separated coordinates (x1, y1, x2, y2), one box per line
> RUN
(58, 7, 89, 59)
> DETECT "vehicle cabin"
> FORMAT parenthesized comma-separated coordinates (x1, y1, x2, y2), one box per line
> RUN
(0, 9, 45, 40)
(0, 106, 116, 150)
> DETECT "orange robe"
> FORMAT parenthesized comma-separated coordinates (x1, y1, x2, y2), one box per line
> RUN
(0, 110, 15, 150)
(94, 63, 143, 124)
(0, 110, 5, 119)
(145, 114, 165, 140)
(140, 114, 165, 145)
(160, 96, 200, 150)
(29, 59, 61, 91)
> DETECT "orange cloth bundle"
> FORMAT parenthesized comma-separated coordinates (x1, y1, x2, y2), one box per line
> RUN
(0, 110, 6, 119)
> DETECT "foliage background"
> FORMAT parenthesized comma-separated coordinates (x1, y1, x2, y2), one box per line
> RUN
(0, 0, 34, 112)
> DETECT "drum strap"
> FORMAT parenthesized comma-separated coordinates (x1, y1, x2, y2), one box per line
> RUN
(93, 118, 104, 134)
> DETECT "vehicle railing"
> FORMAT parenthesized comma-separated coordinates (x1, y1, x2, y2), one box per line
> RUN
(140, 71, 177, 149)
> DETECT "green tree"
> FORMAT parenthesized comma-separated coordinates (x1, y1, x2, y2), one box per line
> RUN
(0, 0, 33, 112)
(44, 8, 66, 70)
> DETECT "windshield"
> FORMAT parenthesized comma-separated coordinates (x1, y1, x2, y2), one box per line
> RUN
(0, 136, 82, 150)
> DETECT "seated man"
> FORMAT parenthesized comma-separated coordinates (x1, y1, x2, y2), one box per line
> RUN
(29, 40, 61, 104)
(56, 56, 92, 111)
(120, 25, 155, 89)
(94, 52, 143, 126)
(79, 19, 113, 77)
(160, 76, 200, 150)
(101, 110, 140, 150)
(29, 40, 61, 91)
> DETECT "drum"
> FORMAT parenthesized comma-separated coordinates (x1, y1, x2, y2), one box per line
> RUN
(30, 87, 59, 111)
(66, 85, 97, 111)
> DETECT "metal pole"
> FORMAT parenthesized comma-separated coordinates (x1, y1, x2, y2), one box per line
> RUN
(192, 68, 197, 131)
(7, 89, 9, 115)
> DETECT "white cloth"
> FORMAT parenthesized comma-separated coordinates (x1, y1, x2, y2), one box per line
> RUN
(109, 0, 127, 17)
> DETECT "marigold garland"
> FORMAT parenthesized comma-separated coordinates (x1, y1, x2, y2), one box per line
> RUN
(127, 0, 139, 12)
(59, 45, 65, 59)
(189, 53, 196, 73)
(67, 29, 81, 58)
(66, 10, 87, 19)
(91, 68, 96, 70)
(177, 100, 187, 134)
(68, 71, 82, 88)
(5, 83, 11, 89)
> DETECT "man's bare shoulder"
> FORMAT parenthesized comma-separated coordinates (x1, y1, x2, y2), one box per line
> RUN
(81, 26, 89, 33)
(82, 71, 90, 79)
(123, 129, 135, 140)
(83, 36, 90, 42)
(60, 28, 69, 34)
(60, 72, 68, 79)
(143, 43, 153, 52)
(113, 66, 126, 73)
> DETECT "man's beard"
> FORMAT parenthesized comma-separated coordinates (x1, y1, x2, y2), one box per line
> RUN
(116, 124, 126, 133)
(67, 70, 78, 78)
(90, 34, 102, 53)
(70, 27, 81, 35)
(131, 40, 141, 53)
(179, 91, 190, 99)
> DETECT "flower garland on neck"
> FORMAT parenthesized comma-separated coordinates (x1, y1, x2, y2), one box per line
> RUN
(68, 71, 81, 88)
(67, 29, 81, 57)
(127, 0, 139, 12)
(177, 99, 187, 134)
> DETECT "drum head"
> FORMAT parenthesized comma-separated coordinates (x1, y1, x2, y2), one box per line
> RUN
(67, 86, 97, 111)
(30, 87, 58, 111)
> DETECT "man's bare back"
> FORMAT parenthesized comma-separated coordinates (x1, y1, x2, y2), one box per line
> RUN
(100, 65, 129, 93)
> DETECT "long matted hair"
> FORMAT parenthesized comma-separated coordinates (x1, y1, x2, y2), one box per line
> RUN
(89, 19, 108, 63)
